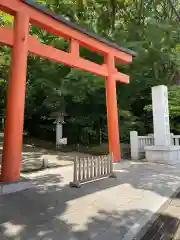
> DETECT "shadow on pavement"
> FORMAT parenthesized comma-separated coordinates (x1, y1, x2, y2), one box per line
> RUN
(0, 167, 180, 240)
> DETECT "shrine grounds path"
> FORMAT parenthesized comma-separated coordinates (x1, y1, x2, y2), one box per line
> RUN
(1, 151, 180, 239)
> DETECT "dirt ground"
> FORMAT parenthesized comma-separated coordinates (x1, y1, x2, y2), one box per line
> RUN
(0, 132, 130, 172)
(0, 133, 93, 172)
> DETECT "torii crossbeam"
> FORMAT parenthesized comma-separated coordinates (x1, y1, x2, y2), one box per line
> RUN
(0, 0, 136, 182)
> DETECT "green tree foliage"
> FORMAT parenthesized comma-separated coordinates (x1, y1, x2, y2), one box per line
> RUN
(0, 0, 180, 144)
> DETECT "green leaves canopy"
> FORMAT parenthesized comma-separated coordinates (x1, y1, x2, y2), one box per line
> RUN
(0, 0, 180, 143)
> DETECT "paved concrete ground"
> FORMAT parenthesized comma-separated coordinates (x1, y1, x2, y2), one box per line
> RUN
(1, 161, 180, 239)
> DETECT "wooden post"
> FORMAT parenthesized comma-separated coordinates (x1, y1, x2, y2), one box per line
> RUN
(1, 12, 29, 182)
(87, 157, 90, 180)
(78, 158, 81, 182)
(73, 157, 78, 183)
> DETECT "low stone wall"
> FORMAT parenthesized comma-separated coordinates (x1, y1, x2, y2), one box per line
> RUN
(130, 131, 180, 161)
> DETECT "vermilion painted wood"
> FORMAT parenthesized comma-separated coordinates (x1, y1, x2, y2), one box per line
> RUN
(1, 12, 29, 182)
(105, 53, 121, 162)
(70, 39, 80, 57)
(0, 27, 130, 82)
(0, 0, 134, 181)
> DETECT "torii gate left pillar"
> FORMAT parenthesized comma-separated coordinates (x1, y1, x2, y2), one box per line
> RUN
(1, 12, 29, 181)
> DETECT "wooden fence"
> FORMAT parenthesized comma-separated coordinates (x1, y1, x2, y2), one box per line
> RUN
(69, 153, 116, 187)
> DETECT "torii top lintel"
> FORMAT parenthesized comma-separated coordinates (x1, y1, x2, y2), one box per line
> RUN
(0, 0, 136, 83)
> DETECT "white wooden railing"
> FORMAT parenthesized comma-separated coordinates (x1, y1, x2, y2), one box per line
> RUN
(69, 153, 116, 188)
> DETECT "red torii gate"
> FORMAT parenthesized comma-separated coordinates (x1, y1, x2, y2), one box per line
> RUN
(0, 0, 135, 182)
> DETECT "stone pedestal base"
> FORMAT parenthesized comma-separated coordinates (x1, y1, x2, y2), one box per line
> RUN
(144, 145, 180, 165)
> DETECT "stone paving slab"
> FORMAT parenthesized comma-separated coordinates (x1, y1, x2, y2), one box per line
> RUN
(1, 161, 180, 240)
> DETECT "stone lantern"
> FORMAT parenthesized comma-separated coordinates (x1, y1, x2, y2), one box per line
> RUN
(50, 111, 67, 147)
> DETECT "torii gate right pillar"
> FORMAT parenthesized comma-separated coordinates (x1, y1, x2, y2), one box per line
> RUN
(105, 54, 121, 162)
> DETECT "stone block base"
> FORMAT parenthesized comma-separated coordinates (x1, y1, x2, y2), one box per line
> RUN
(0, 178, 35, 195)
(144, 145, 180, 165)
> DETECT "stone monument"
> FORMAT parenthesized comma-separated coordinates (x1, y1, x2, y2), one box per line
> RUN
(152, 85, 171, 146)
(145, 85, 180, 165)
